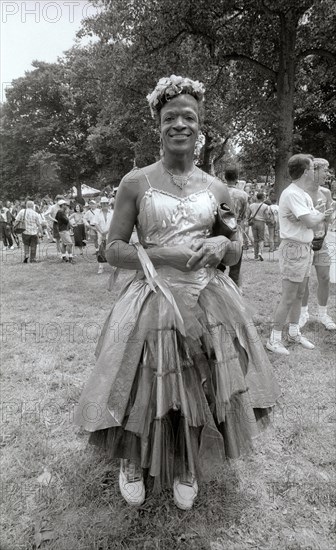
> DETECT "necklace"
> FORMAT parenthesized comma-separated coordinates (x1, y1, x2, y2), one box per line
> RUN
(162, 162, 196, 190)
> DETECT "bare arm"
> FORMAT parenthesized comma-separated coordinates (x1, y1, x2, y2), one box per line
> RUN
(298, 211, 329, 229)
(106, 173, 195, 271)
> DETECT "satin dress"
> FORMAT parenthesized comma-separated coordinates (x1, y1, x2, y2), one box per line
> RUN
(75, 175, 281, 490)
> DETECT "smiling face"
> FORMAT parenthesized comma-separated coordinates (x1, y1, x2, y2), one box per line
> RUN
(160, 94, 199, 156)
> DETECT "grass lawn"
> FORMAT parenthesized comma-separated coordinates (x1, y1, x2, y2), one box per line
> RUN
(1, 242, 335, 550)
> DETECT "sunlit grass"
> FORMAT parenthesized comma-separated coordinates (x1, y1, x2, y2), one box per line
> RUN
(1, 243, 335, 550)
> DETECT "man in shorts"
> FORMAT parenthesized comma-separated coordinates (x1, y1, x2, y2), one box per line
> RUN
(266, 154, 334, 355)
(55, 200, 74, 264)
(299, 158, 336, 330)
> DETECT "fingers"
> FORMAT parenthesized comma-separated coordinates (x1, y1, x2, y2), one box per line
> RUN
(190, 241, 203, 252)
(186, 249, 203, 269)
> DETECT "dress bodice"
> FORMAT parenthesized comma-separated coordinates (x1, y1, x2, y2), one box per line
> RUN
(136, 184, 218, 249)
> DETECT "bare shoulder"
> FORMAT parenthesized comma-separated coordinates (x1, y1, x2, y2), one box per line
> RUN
(320, 186, 332, 200)
(118, 168, 144, 197)
(209, 176, 232, 203)
(118, 162, 159, 198)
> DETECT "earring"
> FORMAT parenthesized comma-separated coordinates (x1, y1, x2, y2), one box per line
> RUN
(194, 132, 205, 163)
(159, 136, 164, 158)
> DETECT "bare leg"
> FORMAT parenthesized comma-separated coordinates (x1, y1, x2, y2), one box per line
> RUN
(301, 278, 309, 307)
(288, 277, 309, 324)
(273, 279, 301, 331)
(316, 265, 330, 306)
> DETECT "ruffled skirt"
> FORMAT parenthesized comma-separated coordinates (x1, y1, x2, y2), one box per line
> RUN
(75, 268, 280, 490)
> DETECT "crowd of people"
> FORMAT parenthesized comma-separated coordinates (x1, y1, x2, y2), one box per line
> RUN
(0, 195, 115, 273)
(2, 74, 335, 512)
(0, 181, 280, 275)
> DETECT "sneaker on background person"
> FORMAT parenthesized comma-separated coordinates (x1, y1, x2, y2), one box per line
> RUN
(266, 338, 290, 356)
(287, 332, 315, 349)
(318, 313, 336, 330)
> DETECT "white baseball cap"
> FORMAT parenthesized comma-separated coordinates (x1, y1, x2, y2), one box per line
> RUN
(100, 196, 109, 204)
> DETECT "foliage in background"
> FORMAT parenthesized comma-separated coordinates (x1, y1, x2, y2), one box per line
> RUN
(1, 0, 335, 199)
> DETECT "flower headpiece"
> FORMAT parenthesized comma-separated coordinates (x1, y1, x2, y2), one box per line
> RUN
(147, 75, 205, 118)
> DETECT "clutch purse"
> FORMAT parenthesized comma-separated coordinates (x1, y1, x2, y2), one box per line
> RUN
(212, 203, 238, 238)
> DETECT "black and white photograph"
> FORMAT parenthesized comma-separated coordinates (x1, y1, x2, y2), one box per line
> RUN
(1, 1, 335, 549)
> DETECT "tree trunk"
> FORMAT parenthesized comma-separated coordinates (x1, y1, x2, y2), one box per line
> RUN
(200, 133, 213, 174)
(274, 12, 297, 199)
(75, 172, 82, 201)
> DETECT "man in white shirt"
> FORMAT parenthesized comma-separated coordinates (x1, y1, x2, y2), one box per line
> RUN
(266, 154, 334, 355)
(92, 196, 113, 274)
(299, 158, 336, 330)
(83, 200, 99, 254)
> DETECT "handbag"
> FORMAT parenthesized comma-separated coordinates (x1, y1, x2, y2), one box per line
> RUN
(14, 209, 26, 234)
(311, 233, 326, 251)
(97, 239, 107, 263)
(248, 202, 263, 226)
(213, 203, 237, 238)
(265, 208, 276, 226)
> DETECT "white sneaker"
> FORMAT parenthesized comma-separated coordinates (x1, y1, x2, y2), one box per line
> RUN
(288, 334, 315, 349)
(318, 315, 336, 331)
(9, 245, 15, 250)
(266, 340, 290, 355)
(97, 265, 104, 274)
(119, 459, 145, 507)
(299, 312, 309, 329)
(173, 476, 198, 510)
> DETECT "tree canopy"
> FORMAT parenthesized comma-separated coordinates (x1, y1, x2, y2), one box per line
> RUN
(1, 0, 335, 200)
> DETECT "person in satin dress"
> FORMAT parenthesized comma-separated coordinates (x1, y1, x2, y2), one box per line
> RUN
(75, 76, 281, 510)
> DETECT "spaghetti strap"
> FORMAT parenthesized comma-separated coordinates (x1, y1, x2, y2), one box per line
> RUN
(205, 176, 216, 190)
(138, 168, 152, 189)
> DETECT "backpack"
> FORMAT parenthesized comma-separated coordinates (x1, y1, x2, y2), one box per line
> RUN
(265, 206, 275, 226)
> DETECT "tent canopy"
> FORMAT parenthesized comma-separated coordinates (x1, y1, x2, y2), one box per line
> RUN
(72, 184, 100, 197)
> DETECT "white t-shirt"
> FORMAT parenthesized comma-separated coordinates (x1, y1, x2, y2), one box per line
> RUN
(279, 183, 315, 243)
(92, 209, 113, 244)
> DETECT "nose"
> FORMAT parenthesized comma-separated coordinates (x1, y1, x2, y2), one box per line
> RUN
(173, 116, 187, 130)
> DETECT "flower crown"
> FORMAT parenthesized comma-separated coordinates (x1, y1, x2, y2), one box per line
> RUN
(147, 75, 205, 118)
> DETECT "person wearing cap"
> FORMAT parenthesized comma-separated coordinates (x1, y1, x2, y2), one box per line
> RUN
(55, 200, 74, 264)
(91, 196, 113, 274)
(84, 199, 99, 254)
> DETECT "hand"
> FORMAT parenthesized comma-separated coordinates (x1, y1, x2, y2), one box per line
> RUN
(315, 202, 326, 212)
(186, 236, 230, 271)
(324, 207, 334, 221)
(166, 245, 198, 272)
